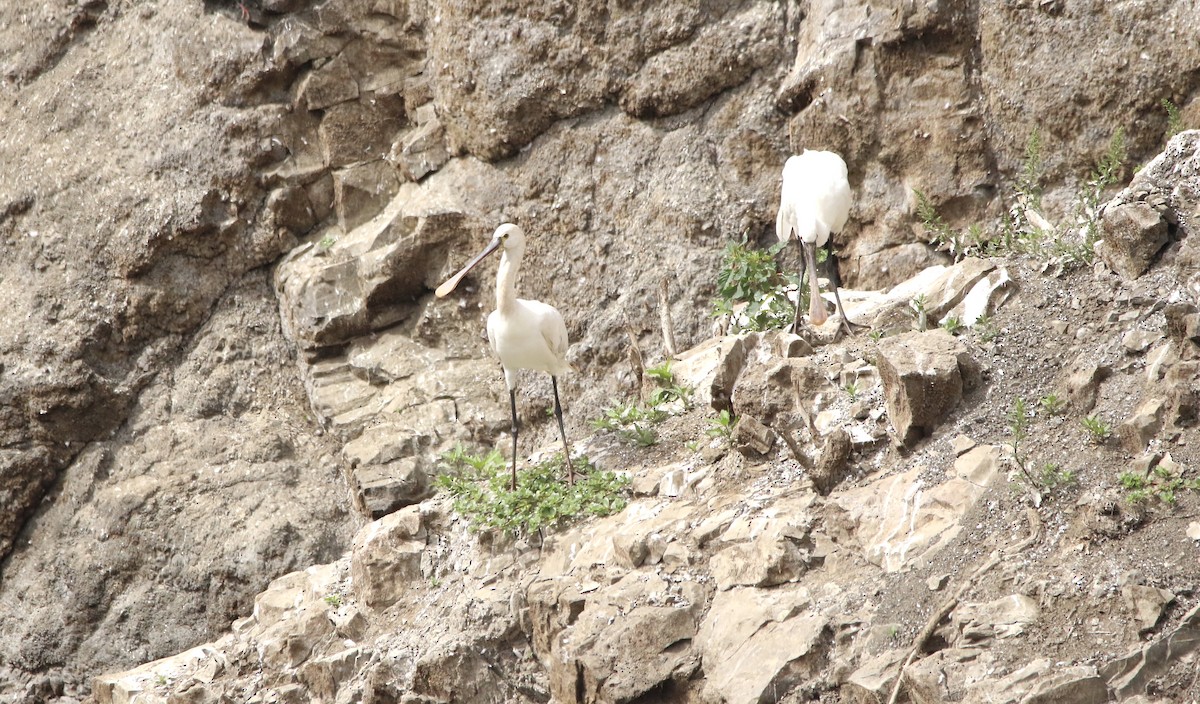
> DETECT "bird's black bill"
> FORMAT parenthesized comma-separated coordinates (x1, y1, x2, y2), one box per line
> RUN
(435, 237, 502, 298)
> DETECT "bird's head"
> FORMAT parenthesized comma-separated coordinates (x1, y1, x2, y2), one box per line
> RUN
(492, 222, 526, 254)
(435, 222, 525, 298)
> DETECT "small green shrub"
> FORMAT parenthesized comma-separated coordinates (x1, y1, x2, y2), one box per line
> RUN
(436, 448, 630, 536)
(713, 239, 795, 332)
(1039, 393, 1067, 416)
(844, 381, 861, 402)
(940, 316, 963, 336)
(1081, 415, 1112, 444)
(1164, 98, 1185, 138)
(706, 409, 735, 445)
(973, 314, 999, 343)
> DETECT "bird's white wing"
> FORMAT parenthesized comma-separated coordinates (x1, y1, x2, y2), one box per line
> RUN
(780, 150, 851, 246)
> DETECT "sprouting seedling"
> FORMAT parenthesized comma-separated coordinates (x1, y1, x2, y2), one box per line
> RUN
(317, 234, 336, 252)
(973, 314, 999, 342)
(1081, 415, 1111, 444)
(706, 410, 734, 445)
(940, 316, 963, 336)
(844, 381, 861, 402)
(1039, 393, 1067, 416)
(909, 294, 929, 331)
(1163, 98, 1184, 139)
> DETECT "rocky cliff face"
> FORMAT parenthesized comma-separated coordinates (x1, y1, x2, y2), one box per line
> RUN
(0, 0, 1198, 702)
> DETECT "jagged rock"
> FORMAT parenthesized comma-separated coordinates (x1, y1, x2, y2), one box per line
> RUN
(1164, 361, 1199, 427)
(696, 586, 828, 704)
(1165, 302, 1200, 359)
(841, 259, 998, 331)
(611, 532, 650, 569)
(810, 427, 853, 495)
(1121, 328, 1161, 354)
(710, 530, 808, 590)
(351, 457, 431, 519)
(1121, 585, 1175, 633)
(331, 608, 368, 642)
(538, 573, 704, 704)
(333, 159, 401, 232)
(954, 594, 1040, 643)
(276, 170, 476, 348)
(1103, 602, 1200, 697)
(267, 184, 318, 235)
(1117, 398, 1166, 454)
(350, 506, 426, 609)
(1021, 665, 1108, 704)
(299, 57, 360, 111)
(732, 356, 823, 426)
(1059, 360, 1112, 414)
(899, 649, 989, 704)
(733, 413, 775, 456)
(876, 330, 979, 445)
(298, 647, 372, 702)
(673, 335, 757, 412)
(318, 97, 405, 168)
(393, 118, 451, 181)
(844, 649, 905, 704)
(834, 445, 1000, 572)
(1097, 202, 1171, 280)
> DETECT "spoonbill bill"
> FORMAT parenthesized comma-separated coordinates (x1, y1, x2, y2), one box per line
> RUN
(436, 223, 576, 490)
(776, 149, 857, 336)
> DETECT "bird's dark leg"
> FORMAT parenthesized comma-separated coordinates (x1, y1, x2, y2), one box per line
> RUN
(508, 388, 519, 491)
(792, 236, 806, 335)
(825, 244, 863, 337)
(551, 376, 576, 485)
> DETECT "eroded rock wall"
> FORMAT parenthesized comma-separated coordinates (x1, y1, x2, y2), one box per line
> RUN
(1, 0, 1199, 698)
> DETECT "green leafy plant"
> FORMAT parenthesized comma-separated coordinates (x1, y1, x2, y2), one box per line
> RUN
(323, 594, 343, 607)
(436, 449, 630, 536)
(909, 294, 930, 332)
(940, 316, 963, 336)
(1081, 415, 1112, 444)
(915, 189, 985, 262)
(917, 126, 1126, 269)
(625, 424, 658, 447)
(1039, 393, 1068, 416)
(973, 314, 999, 343)
(844, 381, 861, 402)
(1117, 467, 1183, 505)
(868, 329, 885, 341)
(1007, 397, 1038, 488)
(1163, 98, 1185, 139)
(317, 234, 336, 252)
(712, 239, 795, 332)
(1039, 462, 1076, 490)
(1071, 128, 1126, 264)
(645, 361, 693, 409)
(706, 409, 735, 445)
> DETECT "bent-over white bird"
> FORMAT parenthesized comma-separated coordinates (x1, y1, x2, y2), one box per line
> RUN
(436, 223, 576, 490)
(776, 149, 857, 336)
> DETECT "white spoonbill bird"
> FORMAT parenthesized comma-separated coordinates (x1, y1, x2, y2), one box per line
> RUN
(776, 149, 857, 336)
(436, 223, 576, 490)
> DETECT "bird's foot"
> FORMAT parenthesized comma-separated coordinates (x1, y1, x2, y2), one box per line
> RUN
(839, 317, 868, 337)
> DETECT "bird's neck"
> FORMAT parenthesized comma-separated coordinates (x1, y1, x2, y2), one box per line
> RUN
(495, 249, 520, 314)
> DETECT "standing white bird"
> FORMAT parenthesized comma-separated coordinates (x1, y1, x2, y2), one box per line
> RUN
(776, 149, 857, 336)
(436, 223, 576, 490)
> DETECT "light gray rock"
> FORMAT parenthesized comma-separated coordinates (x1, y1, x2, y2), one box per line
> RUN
(1117, 398, 1166, 454)
(710, 531, 808, 590)
(1097, 202, 1171, 279)
(1059, 360, 1112, 415)
(350, 506, 426, 609)
(696, 586, 827, 704)
(877, 330, 979, 445)
(1121, 585, 1175, 633)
